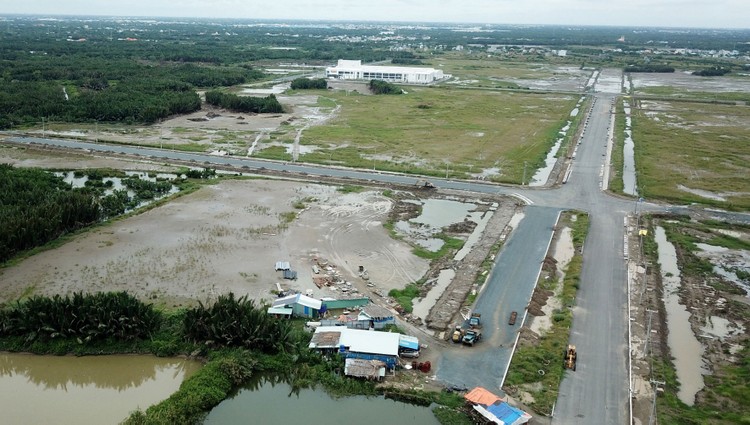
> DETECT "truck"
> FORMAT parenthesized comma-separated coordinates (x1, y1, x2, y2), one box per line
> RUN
(508, 311, 518, 325)
(468, 312, 481, 328)
(564, 345, 577, 371)
(462, 329, 482, 346)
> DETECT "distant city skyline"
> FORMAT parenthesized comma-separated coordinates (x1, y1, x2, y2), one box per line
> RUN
(1, 0, 747, 30)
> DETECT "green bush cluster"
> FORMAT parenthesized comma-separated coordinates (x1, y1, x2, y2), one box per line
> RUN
(183, 293, 298, 353)
(290, 77, 328, 90)
(0, 292, 161, 343)
(205, 91, 283, 113)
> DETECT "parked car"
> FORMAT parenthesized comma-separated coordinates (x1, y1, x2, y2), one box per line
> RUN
(508, 311, 518, 325)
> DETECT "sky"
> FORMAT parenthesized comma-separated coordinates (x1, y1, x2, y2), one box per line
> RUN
(0, 0, 747, 30)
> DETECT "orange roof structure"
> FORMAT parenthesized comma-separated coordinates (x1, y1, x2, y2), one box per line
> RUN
(464, 387, 505, 406)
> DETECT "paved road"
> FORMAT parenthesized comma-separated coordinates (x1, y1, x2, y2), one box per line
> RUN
(436, 205, 562, 391)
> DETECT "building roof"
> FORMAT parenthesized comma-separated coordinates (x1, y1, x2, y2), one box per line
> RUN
(272, 293, 322, 310)
(328, 59, 442, 75)
(464, 387, 505, 406)
(485, 402, 531, 425)
(359, 304, 394, 320)
(266, 306, 293, 316)
(473, 403, 531, 425)
(275, 261, 290, 270)
(344, 358, 386, 379)
(308, 326, 400, 356)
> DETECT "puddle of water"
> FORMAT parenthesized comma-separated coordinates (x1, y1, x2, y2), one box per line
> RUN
(696, 243, 728, 254)
(0, 353, 201, 425)
(454, 208, 495, 262)
(410, 199, 476, 229)
(622, 100, 637, 195)
(240, 83, 288, 95)
(55, 171, 180, 207)
(412, 268, 457, 320)
(507, 212, 525, 230)
(700, 316, 745, 340)
(655, 226, 706, 405)
(204, 374, 439, 424)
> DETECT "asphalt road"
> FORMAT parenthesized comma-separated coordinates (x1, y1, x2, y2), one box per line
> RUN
(436, 205, 562, 391)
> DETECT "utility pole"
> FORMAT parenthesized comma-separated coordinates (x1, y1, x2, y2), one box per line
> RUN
(42, 117, 45, 137)
(522, 161, 527, 186)
(648, 380, 665, 425)
(644, 309, 657, 358)
(445, 162, 449, 180)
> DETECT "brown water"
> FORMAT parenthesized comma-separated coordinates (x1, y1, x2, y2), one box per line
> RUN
(0, 353, 201, 425)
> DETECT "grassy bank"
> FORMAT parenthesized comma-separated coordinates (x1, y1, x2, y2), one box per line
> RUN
(503, 211, 589, 415)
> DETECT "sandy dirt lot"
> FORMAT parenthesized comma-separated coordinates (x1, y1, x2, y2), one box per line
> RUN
(0, 177, 431, 307)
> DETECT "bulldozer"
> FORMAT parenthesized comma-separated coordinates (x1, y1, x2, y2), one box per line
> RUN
(564, 345, 577, 371)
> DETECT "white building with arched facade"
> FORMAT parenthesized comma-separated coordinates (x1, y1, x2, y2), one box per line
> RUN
(326, 60, 445, 85)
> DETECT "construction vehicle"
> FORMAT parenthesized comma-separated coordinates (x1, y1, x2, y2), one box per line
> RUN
(451, 326, 465, 343)
(415, 180, 436, 189)
(468, 312, 481, 328)
(564, 345, 577, 371)
(462, 329, 482, 346)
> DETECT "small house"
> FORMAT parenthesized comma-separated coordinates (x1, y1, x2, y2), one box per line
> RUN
(271, 293, 323, 318)
(308, 326, 401, 369)
(464, 387, 531, 425)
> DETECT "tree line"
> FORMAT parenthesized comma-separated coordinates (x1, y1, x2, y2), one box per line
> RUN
(369, 79, 403, 95)
(205, 91, 284, 113)
(0, 165, 101, 263)
(290, 77, 328, 90)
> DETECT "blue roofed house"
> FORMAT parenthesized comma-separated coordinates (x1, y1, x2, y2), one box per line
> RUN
(308, 326, 401, 370)
(464, 386, 531, 425)
(271, 293, 323, 319)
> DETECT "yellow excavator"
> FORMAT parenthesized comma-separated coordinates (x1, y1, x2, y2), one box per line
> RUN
(564, 345, 577, 371)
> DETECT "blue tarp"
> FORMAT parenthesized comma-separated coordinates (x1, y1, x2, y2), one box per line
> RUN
(486, 402, 523, 425)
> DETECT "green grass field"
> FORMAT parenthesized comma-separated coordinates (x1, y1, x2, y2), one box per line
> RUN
(632, 99, 750, 209)
(299, 86, 577, 184)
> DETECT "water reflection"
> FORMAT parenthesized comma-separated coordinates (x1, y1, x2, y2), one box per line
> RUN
(205, 373, 439, 425)
(0, 353, 200, 425)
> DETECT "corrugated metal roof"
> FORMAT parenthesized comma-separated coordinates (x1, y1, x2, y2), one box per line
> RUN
(359, 304, 393, 319)
(308, 326, 400, 356)
(272, 293, 322, 310)
(275, 261, 290, 270)
(267, 306, 293, 316)
(464, 387, 505, 406)
(344, 358, 386, 379)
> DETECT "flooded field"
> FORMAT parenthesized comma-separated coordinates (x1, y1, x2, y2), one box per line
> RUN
(0, 353, 200, 425)
(631, 71, 750, 95)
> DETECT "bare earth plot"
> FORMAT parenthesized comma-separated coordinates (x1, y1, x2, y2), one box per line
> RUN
(0, 178, 436, 307)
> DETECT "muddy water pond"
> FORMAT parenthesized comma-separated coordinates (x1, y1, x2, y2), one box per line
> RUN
(655, 226, 706, 405)
(204, 375, 439, 425)
(0, 353, 201, 425)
